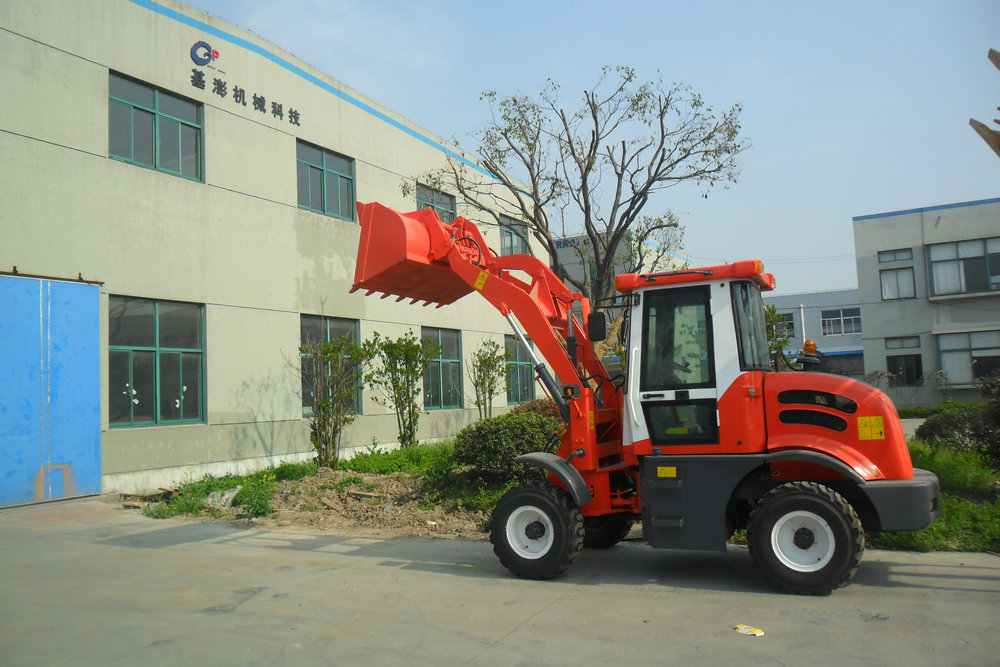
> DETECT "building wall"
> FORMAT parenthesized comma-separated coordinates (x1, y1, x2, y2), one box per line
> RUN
(853, 198, 1000, 408)
(763, 289, 864, 377)
(0, 0, 537, 493)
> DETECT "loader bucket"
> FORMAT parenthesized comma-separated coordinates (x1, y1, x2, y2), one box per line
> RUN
(352, 202, 474, 307)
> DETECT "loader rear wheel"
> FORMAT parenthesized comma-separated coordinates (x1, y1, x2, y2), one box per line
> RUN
(490, 482, 584, 579)
(583, 515, 634, 549)
(747, 481, 864, 595)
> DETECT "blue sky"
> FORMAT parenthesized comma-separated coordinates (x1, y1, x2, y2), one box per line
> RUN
(185, 0, 999, 295)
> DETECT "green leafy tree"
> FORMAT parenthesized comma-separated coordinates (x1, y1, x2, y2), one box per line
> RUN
(300, 337, 372, 468)
(764, 304, 790, 370)
(467, 339, 511, 420)
(363, 331, 440, 448)
(428, 65, 746, 305)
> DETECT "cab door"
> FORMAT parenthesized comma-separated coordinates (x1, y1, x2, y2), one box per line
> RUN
(628, 284, 719, 453)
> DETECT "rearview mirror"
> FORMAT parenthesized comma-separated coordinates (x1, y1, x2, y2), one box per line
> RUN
(588, 312, 607, 342)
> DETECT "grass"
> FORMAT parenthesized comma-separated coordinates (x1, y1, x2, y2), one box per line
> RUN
(144, 461, 316, 519)
(869, 441, 999, 553)
(351, 439, 1000, 553)
(142, 438, 999, 554)
(343, 441, 454, 477)
(344, 440, 512, 512)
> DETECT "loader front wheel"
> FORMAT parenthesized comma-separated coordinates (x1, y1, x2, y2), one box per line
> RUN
(747, 482, 864, 595)
(490, 482, 584, 579)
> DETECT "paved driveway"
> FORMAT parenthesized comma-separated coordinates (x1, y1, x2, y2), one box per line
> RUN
(1, 497, 998, 666)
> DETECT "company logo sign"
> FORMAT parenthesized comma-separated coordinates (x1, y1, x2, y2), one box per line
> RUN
(190, 41, 219, 66)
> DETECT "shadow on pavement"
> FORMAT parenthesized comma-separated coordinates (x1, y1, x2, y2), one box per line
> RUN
(90, 511, 1000, 597)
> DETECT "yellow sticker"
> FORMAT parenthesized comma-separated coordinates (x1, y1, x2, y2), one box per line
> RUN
(657, 466, 677, 478)
(589, 412, 595, 431)
(474, 271, 488, 290)
(858, 416, 885, 440)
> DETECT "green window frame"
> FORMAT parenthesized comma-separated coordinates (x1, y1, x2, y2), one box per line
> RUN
(108, 296, 205, 427)
(416, 184, 456, 224)
(505, 335, 535, 405)
(928, 237, 1000, 296)
(423, 327, 462, 409)
(500, 215, 531, 255)
(108, 72, 203, 181)
(296, 141, 356, 221)
(299, 315, 361, 416)
(937, 330, 1000, 385)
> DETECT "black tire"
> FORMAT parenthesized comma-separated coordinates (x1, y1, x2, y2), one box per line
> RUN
(747, 481, 865, 595)
(490, 481, 584, 579)
(583, 515, 634, 549)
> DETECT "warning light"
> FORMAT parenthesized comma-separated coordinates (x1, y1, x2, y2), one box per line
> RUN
(803, 339, 817, 356)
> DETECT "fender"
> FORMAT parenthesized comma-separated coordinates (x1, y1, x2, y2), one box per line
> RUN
(765, 448, 866, 484)
(515, 453, 592, 507)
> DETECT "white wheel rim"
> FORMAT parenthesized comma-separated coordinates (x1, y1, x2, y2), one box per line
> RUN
(506, 505, 554, 560)
(770, 510, 835, 572)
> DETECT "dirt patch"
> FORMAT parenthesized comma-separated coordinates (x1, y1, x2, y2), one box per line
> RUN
(197, 467, 490, 539)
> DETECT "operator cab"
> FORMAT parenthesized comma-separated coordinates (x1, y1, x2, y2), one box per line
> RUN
(615, 261, 775, 455)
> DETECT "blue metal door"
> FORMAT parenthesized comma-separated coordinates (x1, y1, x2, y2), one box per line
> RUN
(0, 276, 101, 506)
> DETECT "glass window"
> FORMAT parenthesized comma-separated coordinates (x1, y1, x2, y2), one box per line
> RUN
(416, 184, 456, 224)
(505, 335, 535, 404)
(108, 72, 202, 180)
(299, 315, 360, 416)
(880, 267, 915, 300)
(820, 308, 862, 336)
(108, 296, 204, 426)
(296, 141, 355, 221)
(774, 313, 796, 339)
(928, 237, 1000, 296)
(887, 354, 922, 386)
(936, 330, 1000, 385)
(640, 285, 714, 391)
(878, 248, 913, 262)
(500, 215, 531, 255)
(643, 400, 719, 446)
(423, 327, 462, 409)
(886, 336, 920, 350)
(731, 282, 769, 371)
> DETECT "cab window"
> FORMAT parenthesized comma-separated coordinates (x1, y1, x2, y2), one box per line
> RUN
(731, 281, 770, 371)
(640, 285, 715, 391)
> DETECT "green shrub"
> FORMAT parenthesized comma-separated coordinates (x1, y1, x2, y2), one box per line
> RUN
(898, 407, 936, 419)
(344, 441, 455, 477)
(454, 411, 563, 482)
(510, 398, 563, 422)
(233, 471, 277, 517)
(915, 404, 987, 452)
(915, 397, 1000, 469)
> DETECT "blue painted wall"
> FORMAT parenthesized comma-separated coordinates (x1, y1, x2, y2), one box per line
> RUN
(0, 276, 100, 505)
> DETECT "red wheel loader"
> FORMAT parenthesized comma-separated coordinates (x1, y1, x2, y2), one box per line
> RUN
(351, 202, 939, 595)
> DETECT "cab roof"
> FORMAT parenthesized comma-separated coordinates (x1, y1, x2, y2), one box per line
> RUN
(614, 259, 776, 294)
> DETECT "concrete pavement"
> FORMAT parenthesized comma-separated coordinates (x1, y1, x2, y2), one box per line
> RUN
(1, 496, 998, 666)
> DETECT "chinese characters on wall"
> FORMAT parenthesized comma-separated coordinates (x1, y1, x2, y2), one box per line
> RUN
(190, 68, 301, 126)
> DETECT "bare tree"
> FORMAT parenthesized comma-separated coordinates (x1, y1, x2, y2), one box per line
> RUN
(427, 66, 747, 305)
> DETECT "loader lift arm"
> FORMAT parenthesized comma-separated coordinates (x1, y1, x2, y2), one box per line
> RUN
(350, 202, 626, 503)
